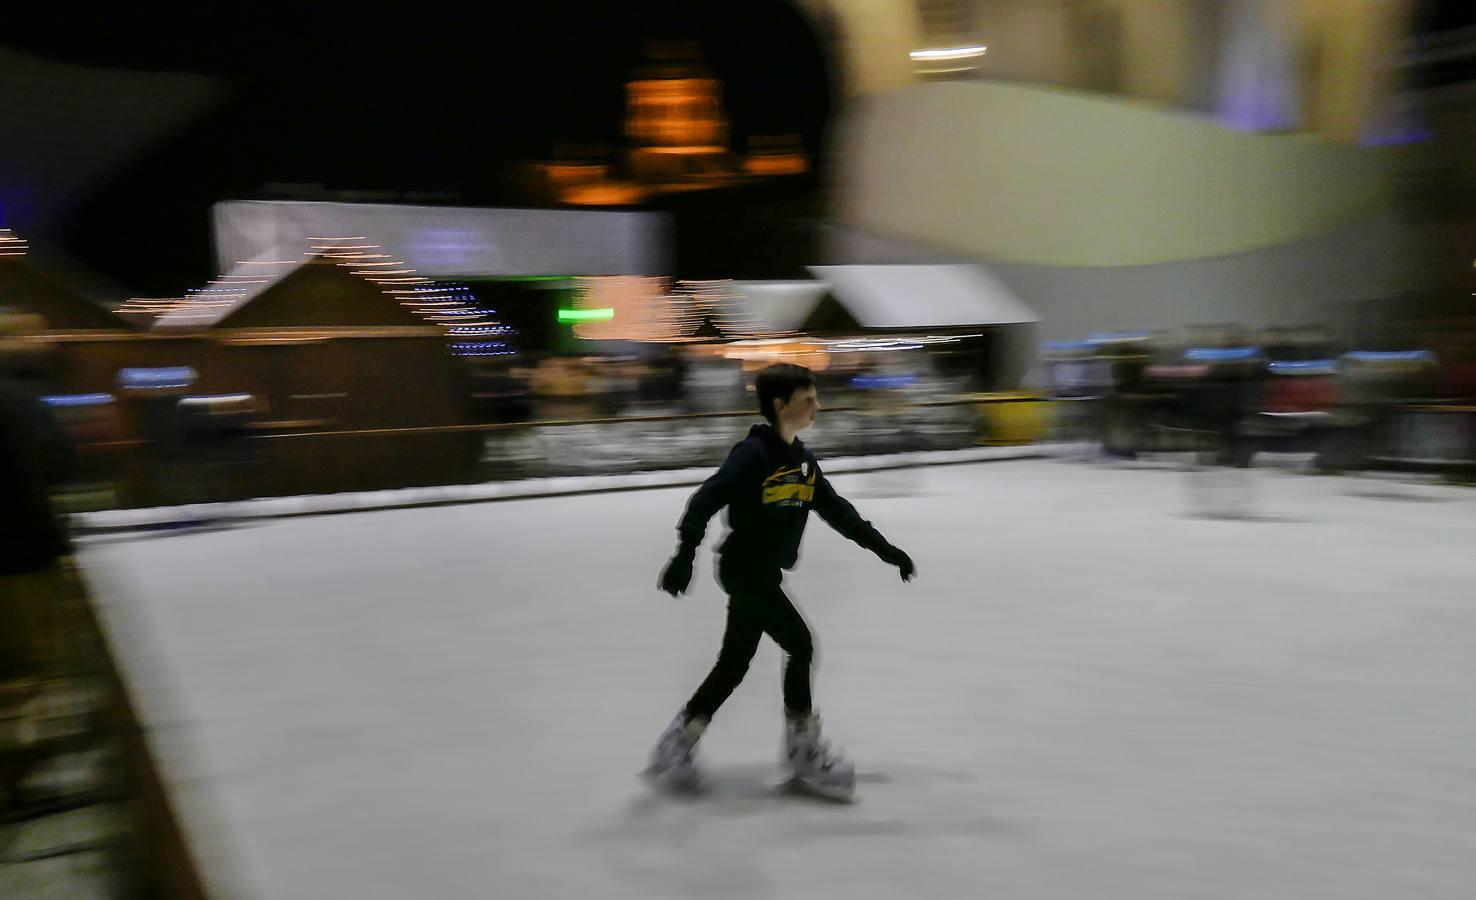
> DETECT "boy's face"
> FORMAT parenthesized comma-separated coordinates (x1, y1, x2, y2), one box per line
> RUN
(776, 385, 820, 431)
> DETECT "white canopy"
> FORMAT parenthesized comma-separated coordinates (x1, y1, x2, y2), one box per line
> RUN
(806, 264, 1037, 329)
(212, 200, 668, 277)
(728, 281, 830, 333)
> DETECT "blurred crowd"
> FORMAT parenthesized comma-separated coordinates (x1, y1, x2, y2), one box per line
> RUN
(465, 343, 979, 423)
(1037, 322, 1476, 477)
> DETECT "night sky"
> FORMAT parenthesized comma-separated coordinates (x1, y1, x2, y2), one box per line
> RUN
(3, 0, 1473, 296)
(1410, 0, 1476, 88)
(1, 1, 834, 293)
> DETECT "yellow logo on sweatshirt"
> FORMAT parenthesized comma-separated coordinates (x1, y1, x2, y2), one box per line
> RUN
(762, 466, 816, 506)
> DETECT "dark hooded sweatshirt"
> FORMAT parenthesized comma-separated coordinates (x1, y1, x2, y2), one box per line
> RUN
(676, 423, 892, 570)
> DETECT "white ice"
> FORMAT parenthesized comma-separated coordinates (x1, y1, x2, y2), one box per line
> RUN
(82, 459, 1476, 899)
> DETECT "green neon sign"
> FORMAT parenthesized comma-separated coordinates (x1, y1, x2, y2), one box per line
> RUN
(558, 308, 615, 323)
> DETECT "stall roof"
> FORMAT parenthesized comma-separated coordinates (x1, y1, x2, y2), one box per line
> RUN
(150, 253, 303, 329)
(151, 232, 500, 332)
(728, 281, 830, 334)
(806, 264, 1037, 330)
(0, 243, 130, 330)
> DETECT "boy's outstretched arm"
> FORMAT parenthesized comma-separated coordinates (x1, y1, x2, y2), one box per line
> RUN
(658, 443, 761, 596)
(813, 474, 916, 582)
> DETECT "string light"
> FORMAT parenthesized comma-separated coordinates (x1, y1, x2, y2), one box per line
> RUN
(118, 296, 191, 318)
(0, 228, 31, 257)
(148, 235, 516, 355)
(568, 276, 793, 342)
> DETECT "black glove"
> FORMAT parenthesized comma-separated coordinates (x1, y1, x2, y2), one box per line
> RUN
(658, 546, 696, 597)
(877, 543, 915, 582)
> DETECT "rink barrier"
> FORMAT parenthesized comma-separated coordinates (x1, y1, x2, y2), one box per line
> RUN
(57, 394, 1038, 446)
(70, 398, 1474, 516)
(239, 394, 1046, 442)
(62, 394, 1046, 510)
(74, 445, 1045, 532)
(1368, 403, 1476, 479)
(63, 395, 1472, 453)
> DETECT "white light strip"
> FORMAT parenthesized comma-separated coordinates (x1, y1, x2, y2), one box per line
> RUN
(910, 46, 987, 61)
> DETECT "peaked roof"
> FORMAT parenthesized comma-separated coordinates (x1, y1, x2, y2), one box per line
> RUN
(728, 281, 829, 334)
(0, 229, 130, 330)
(146, 251, 302, 329)
(806, 264, 1037, 330)
(148, 237, 507, 342)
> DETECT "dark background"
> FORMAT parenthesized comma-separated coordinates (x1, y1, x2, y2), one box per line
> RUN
(1, 1, 835, 293)
(3, 0, 1474, 296)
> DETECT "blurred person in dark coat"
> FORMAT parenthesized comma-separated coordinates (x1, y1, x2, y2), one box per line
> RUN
(0, 335, 76, 804)
(0, 339, 72, 581)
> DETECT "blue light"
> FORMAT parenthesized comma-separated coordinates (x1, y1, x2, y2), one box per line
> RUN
(850, 374, 917, 390)
(1345, 350, 1433, 362)
(451, 342, 508, 351)
(119, 366, 198, 389)
(40, 393, 114, 407)
(1267, 360, 1335, 372)
(1359, 128, 1434, 147)
(1184, 347, 1261, 362)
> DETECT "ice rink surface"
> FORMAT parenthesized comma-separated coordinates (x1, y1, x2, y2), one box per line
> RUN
(83, 460, 1476, 899)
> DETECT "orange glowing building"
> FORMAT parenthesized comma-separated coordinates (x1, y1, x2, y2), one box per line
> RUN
(541, 41, 808, 207)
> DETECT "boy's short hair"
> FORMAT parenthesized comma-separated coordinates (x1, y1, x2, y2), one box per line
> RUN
(755, 363, 815, 424)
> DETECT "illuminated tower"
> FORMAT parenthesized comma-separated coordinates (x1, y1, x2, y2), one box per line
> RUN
(624, 41, 734, 183)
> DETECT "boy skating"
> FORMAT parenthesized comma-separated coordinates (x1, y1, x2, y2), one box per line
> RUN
(646, 364, 915, 798)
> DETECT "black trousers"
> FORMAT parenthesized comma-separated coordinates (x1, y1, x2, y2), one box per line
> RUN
(684, 555, 814, 721)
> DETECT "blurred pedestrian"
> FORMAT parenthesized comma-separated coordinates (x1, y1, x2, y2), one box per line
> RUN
(0, 338, 76, 806)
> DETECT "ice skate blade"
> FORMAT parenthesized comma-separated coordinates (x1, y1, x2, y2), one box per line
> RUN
(781, 776, 857, 803)
(639, 765, 706, 796)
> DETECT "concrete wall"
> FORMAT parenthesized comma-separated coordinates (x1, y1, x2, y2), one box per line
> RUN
(793, 0, 922, 97)
(826, 217, 1436, 343)
(798, 0, 1414, 142)
(832, 80, 1401, 267)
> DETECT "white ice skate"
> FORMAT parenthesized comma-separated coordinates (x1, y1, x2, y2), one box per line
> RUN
(641, 711, 707, 794)
(783, 710, 856, 801)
